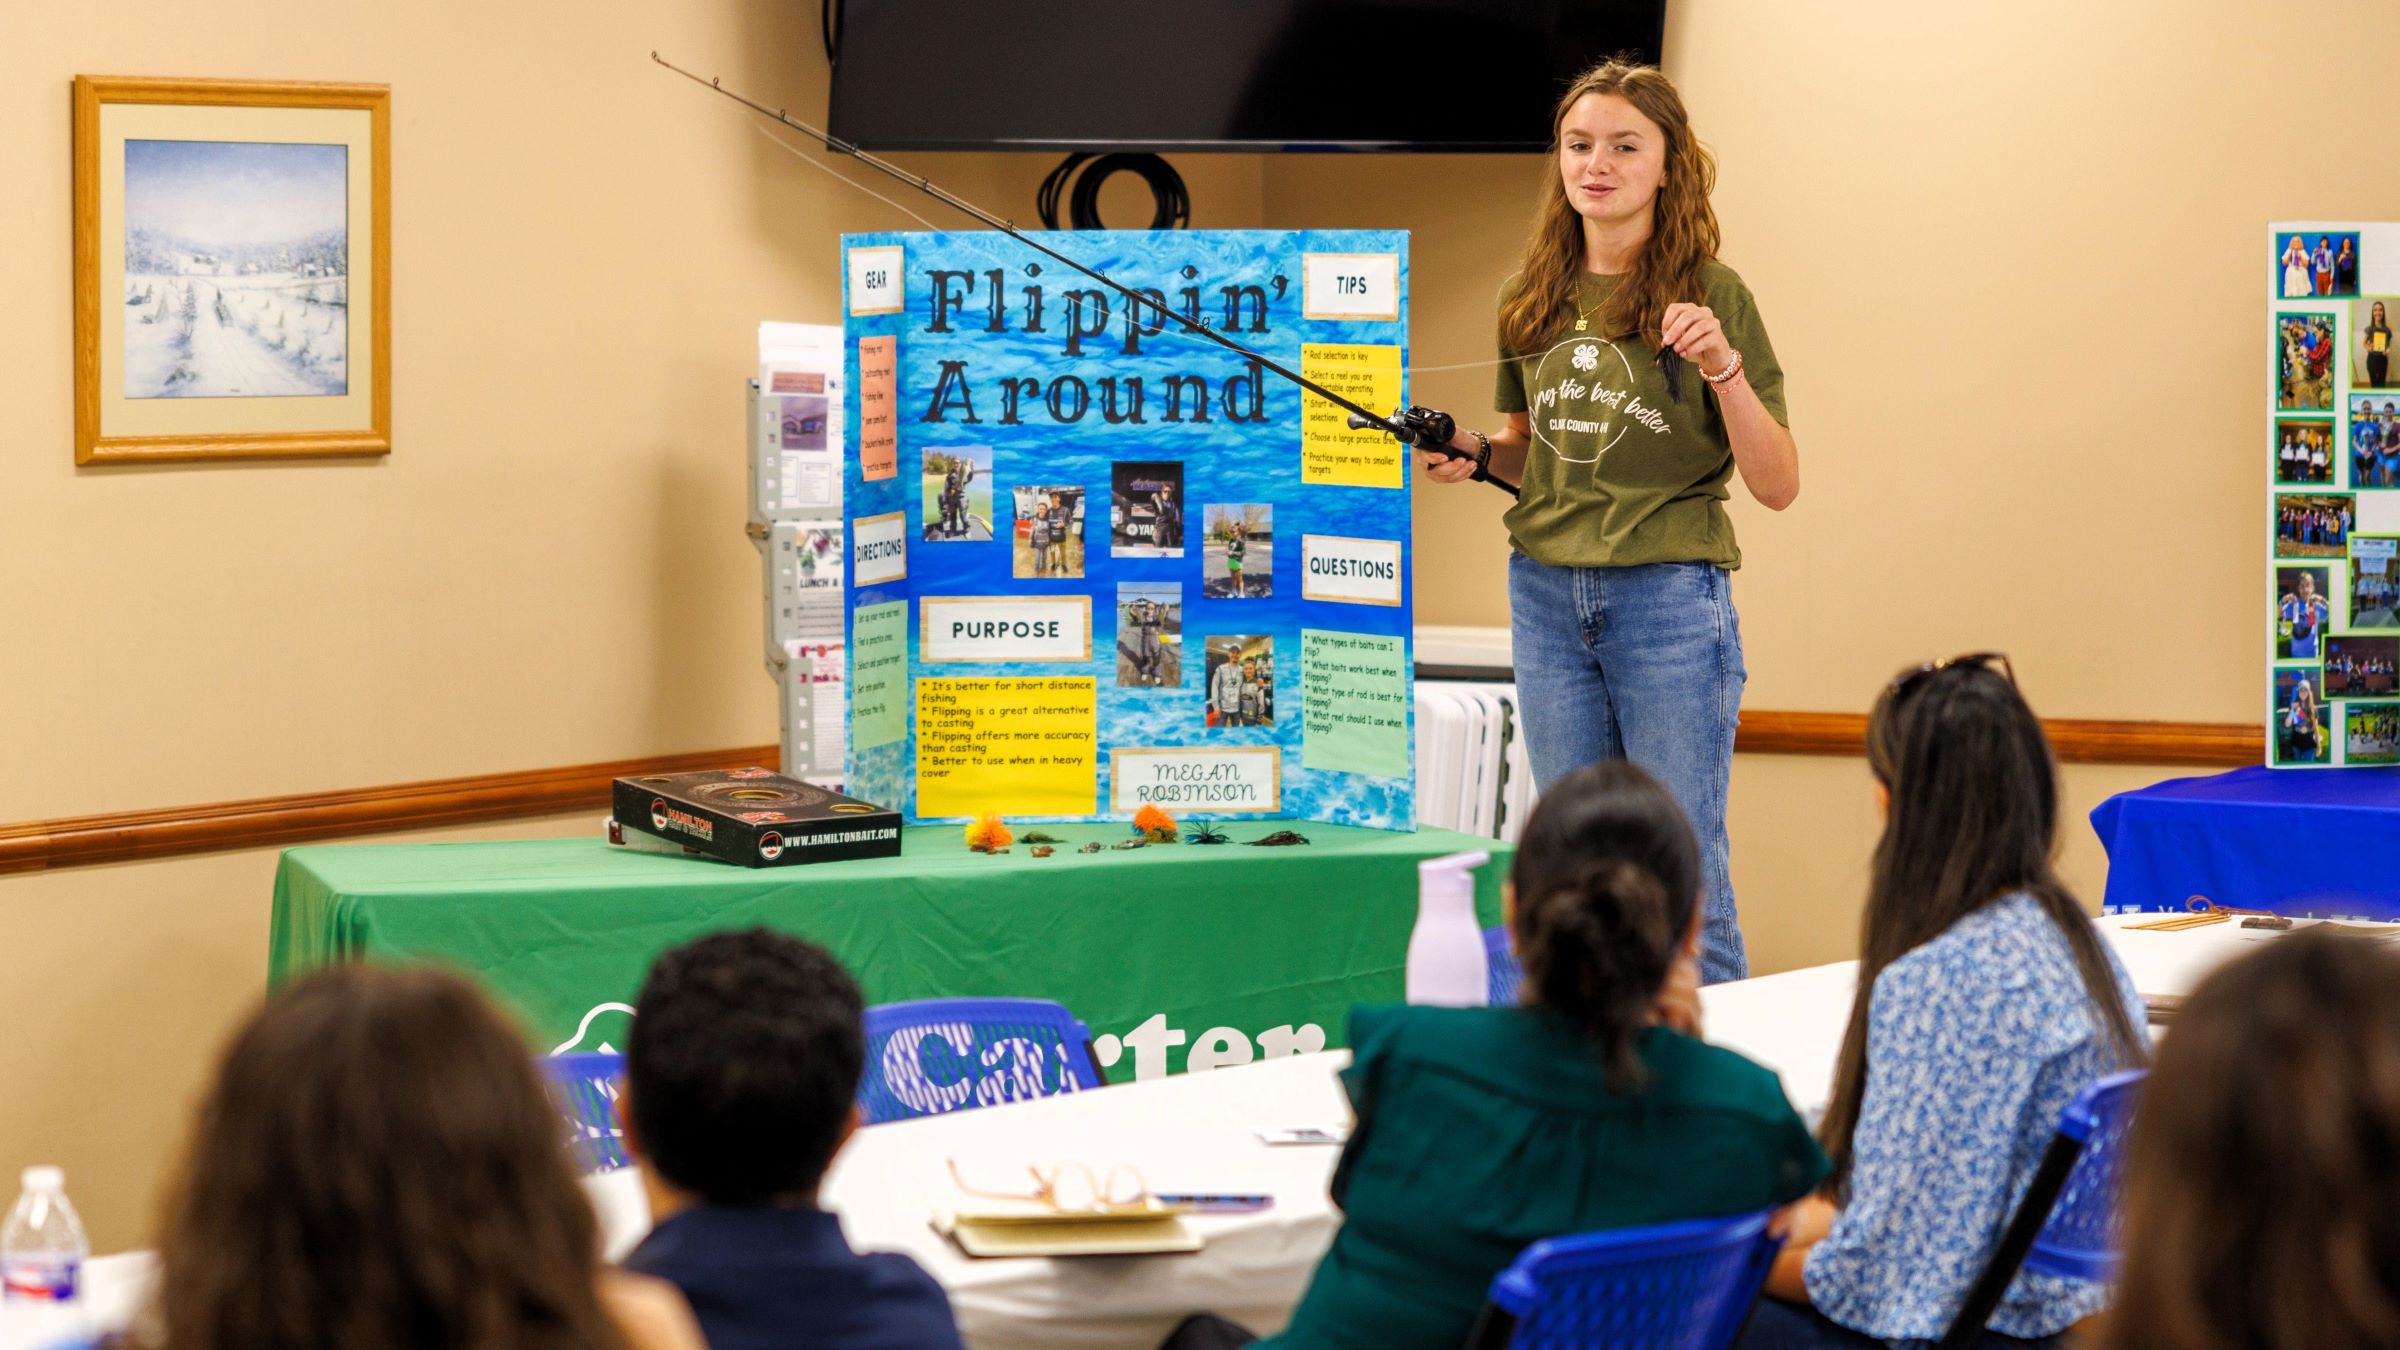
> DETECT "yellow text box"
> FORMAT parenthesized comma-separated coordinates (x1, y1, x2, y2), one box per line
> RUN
(1301, 344, 1404, 489)
(915, 677, 1097, 818)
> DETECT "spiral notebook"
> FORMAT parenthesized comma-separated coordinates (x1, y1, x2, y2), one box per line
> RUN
(930, 1206, 1202, 1258)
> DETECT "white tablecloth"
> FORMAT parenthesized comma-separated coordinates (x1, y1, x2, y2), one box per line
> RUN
(572, 972, 1853, 1349)
(80, 914, 2277, 1350)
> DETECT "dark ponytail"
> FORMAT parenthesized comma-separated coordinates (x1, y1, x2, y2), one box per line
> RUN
(1509, 761, 1701, 1093)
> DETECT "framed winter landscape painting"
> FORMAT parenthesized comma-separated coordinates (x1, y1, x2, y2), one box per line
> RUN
(73, 77, 390, 465)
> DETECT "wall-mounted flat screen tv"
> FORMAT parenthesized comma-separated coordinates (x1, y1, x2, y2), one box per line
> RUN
(828, 1, 1669, 153)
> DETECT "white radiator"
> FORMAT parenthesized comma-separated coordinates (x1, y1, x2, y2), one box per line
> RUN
(1414, 680, 1534, 844)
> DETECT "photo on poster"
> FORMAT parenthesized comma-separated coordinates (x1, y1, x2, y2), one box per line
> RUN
(2276, 313, 2337, 411)
(1202, 504, 1273, 599)
(1115, 582, 1182, 688)
(921, 446, 993, 541)
(2273, 665, 2331, 766)
(1110, 462, 1185, 558)
(2349, 393, 2400, 488)
(1011, 484, 1085, 579)
(2353, 536, 2398, 627)
(2347, 703, 2400, 766)
(2275, 230, 2359, 299)
(779, 395, 828, 451)
(2326, 634, 2399, 698)
(1203, 634, 1274, 729)
(2275, 565, 2334, 660)
(2275, 492, 2354, 558)
(2274, 419, 2336, 485)
(2358, 298, 2397, 389)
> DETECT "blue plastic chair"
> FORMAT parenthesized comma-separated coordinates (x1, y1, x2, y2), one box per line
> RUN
(1465, 1208, 1785, 1350)
(1485, 924, 1526, 1006)
(539, 1051, 632, 1175)
(859, 997, 1105, 1125)
(1936, 1068, 2145, 1348)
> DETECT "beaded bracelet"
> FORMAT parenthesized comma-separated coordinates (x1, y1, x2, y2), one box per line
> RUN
(1702, 349, 1744, 386)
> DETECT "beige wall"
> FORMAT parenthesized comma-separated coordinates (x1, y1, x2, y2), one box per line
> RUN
(6, 0, 2385, 1250)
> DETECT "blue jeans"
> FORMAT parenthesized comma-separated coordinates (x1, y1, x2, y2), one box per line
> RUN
(1507, 554, 1748, 983)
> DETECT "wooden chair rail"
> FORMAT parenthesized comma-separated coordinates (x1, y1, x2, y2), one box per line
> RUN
(0, 714, 2258, 876)
(1734, 711, 2261, 767)
(0, 745, 777, 875)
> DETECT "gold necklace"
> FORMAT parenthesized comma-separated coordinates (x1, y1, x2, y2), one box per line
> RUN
(1572, 284, 1607, 333)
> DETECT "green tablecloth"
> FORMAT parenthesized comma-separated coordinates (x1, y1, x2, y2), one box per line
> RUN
(269, 824, 1510, 1081)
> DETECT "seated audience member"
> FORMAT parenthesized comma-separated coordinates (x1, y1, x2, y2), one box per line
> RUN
(1175, 762, 1826, 1350)
(620, 929, 964, 1350)
(1745, 655, 2147, 1349)
(104, 964, 701, 1350)
(2102, 931, 2400, 1350)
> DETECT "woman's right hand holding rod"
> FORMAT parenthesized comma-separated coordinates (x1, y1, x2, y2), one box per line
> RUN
(1419, 414, 1532, 488)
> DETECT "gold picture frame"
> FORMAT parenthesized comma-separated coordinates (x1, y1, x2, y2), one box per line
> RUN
(73, 76, 390, 465)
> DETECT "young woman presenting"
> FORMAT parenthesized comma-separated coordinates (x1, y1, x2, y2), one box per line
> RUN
(1419, 59, 1799, 981)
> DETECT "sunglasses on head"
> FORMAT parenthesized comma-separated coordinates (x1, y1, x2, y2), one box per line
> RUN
(1888, 651, 2016, 699)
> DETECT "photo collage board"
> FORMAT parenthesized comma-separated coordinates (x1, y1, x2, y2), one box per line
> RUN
(2269, 221, 2400, 767)
(839, 230, 1417, 828)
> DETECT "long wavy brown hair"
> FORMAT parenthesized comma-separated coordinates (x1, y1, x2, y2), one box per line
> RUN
(2103, 932, 2400, 1350)
(1498, 59, 1720, 357)
(136, 964, 626, 1350)
(1817, 661, 2145, 1191)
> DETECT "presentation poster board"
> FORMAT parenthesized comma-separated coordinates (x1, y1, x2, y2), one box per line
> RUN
(2268, 222, 2400, 768)
(841, 230, 1417, 828)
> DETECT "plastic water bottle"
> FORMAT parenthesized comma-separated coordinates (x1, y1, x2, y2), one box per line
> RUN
(2, 1167, 89, 1347)
(1406, 849, 1491, 1007)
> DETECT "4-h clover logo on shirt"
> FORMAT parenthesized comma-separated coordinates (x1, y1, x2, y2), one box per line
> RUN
(1571, 343, 1600, 373)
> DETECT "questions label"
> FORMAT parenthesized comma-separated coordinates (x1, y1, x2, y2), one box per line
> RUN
(916, 677, 1097, 818)
(851, 600, 908, 751)
(853, 511, 908, 587)
(1302, 252, 1399, 320)
(1301, 629, 1410, 778)
(859, 335, 898, 480)
(921, 595, 1092, 663)
(1301, 534, 1404, 606)
(1300, 344, 1404, 488)
(1109, 746, 1281, 813)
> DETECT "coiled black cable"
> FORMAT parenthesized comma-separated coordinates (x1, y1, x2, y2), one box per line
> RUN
(1037, 153, 1190, 230)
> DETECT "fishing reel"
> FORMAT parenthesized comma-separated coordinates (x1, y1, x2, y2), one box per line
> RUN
(1347, 405, 1457, 456)
(1347, 406, 1518, 497)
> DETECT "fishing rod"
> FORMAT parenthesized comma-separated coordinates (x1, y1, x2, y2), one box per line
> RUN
(651, 52, 1517, 498)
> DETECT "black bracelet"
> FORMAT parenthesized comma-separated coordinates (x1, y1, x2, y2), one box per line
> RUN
(1468, 429, 1493, 482)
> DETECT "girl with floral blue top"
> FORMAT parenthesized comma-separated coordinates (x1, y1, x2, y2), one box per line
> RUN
(1742, 655, 2147, 1349)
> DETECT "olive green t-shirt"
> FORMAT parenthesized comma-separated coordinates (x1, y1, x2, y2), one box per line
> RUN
(1495, 261, 1788, 569)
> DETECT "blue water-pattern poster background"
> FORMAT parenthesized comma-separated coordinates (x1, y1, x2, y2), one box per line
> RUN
(842, 229, 1414, 830)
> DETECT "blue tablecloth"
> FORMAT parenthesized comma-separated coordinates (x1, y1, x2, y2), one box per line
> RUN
(2091, 765, 2400, 918)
